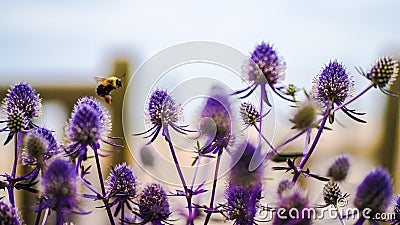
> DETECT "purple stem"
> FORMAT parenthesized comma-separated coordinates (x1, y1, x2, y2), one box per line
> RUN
(8, 132, 20, 207)
(203, 148, 223, 225)
(354, 217, 366, 225)
(34, 198, 43, 225)
(275, 128, 309, 150)
(164, 134, 193, 225)
(254, 125, 278, 154)
(121, 201, 125, 225)
(190, 155, 201, 190)
(332, 84, 373, 113)
(55, 207, 63, 225)
(292, 110, 330, 183)
(94, 148, 116, 225)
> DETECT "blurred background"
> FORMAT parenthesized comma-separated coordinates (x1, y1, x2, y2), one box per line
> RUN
(0, 1, 399, 224)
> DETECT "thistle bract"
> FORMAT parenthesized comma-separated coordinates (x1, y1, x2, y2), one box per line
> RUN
(323, 181, 342, 207)
(353, 168, 393, 216)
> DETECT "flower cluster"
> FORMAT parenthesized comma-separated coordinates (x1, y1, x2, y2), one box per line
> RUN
(138, 183, 171, 223)
(106, 163, 137, 205)
(0, 201, 22, 225)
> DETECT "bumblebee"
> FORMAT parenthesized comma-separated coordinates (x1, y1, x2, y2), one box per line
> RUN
(95, 75, 124, 104)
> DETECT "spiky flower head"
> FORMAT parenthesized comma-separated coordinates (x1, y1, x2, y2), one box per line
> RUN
(147, 89, 180, 126)
(22, 127, 59, 167)
(354, 168, 393, 216)
(65, 97, 111, 146)
(106, 163, 137, 201)
(273, 189, 312, 225)
(247, 42, 286, 85)
(240, 102, 260, 127)
(41, 157, 78, 211)
(5, 109, 29, 133)
(290, 100, 318, 130)
(327, 155, 350, 181)
(312, 60, 353, 107)
(367, 56, 398, 88)
(224, 184, 261, 225)
(277, 180, 294, 197)
(2, 82, 42, 119)
(138, 183, 170, 223)
(0, 201, 23, 225)
(323, 181, 343, 207)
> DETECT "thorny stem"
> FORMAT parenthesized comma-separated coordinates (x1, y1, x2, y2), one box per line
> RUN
(165, 135, 193, 225)
(292, 110, 330, 183)
(94, 148, 116, 225)
(203, 148, 223, 225)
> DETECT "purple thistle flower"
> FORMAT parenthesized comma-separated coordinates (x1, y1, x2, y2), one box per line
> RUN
(200, 86, 232, 154)
(106, 163, 137, 205)
(327, 155, 350, 181)
(21, 127, 59, 167)
(361, 56, 399, 96)
(273, 188, 312, 225)
(40, 157, 78, 212)
(2, 82, 42, 119)
(223, 184, 261, 225)
(1, 82, 41, 145)
(65, 97, 117, 168)
(312, 60, 353, 108)
(134, 89, 189, 143)
(138, 183, 171, 223)
(395, 195, 400, 216)
(353, 168, 393, 217)
(248, 42, 286, 86)
(0, 201, 23, 225)
(234, 42, 293, 106)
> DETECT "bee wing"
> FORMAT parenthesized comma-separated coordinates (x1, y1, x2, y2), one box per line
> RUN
(94, 76, 107, 84)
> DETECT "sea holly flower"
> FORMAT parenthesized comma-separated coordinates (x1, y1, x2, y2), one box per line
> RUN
(289, 99, 319, 130)
(199, 86, 233, 154)
(64, 97, 119, 170)
(312, 60, 365, 123)
(0, 82, 42, 145)
(239, 102, 260, 129)
(358, 56, 399, 96)
(223, 184, 261, 225)
(234, 42, 292, 106)
(323, 181, 343, 207)
(137, 183, 171, 224)
(353, 168, 393, 225)
(221, 143, 263, 225)
(105, 163, 137, 213)
(277, 180, 294, 198)
(134, 89, 190, 143)
(40, 157, 79, 214)
(327, 155, 350, 182)
(21, 127, 59, 168)
(273, 188, 312, 225)
(0, 201, 23, 225)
